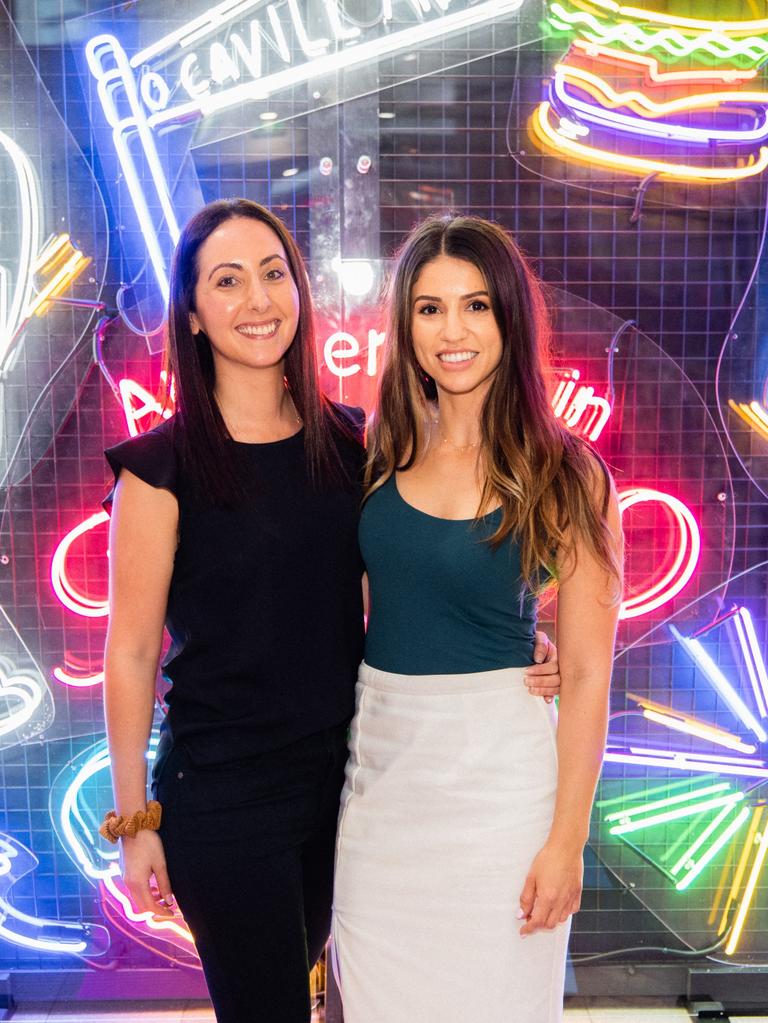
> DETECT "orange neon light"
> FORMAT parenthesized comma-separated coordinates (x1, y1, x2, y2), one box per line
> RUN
(531, 102, 768, 183)
(570, 40, 758, 87)
(27, 235, 90, 318)
(555, 63, 768, 119)
(729, 399, 768, 442)
(626, 693, 757, 755)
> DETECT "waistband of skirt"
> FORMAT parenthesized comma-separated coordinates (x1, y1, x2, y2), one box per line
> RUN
(358, 660, 528, 695)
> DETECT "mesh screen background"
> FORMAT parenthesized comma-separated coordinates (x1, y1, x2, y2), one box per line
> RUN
(0, 0, 765, 985)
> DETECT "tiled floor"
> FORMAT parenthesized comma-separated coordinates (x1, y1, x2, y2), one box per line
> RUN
(3, 999, 768, 1021)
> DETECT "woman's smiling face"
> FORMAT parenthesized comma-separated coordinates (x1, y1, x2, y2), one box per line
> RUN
(409, 254, 503, 399)
(190, 216, 301, 375)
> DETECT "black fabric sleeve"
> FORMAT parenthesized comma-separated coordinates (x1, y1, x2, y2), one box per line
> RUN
(332, 403, 367, 446)
(103, 425, 178, 512)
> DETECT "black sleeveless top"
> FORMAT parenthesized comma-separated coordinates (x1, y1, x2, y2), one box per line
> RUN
(105, 411, 366, 766)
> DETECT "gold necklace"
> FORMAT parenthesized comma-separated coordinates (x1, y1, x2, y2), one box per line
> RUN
(436, 429, 481, 453)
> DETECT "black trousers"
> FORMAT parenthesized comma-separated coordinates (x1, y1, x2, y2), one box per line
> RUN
(155, 722, 349, 1023)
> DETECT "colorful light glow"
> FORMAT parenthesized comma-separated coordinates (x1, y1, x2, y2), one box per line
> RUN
(86, 0, 524, 300)
(0, 834, 108, 955)
(26, 236, 90, 319)
(0, 668, 44, 737)
(53, 738, 197, 951)
(725, 817, 768, 954)
(566, 1, 768, 35)
(603, 781, 733, 824)
(626, 691, 757, 754)
(50, 511, 110, 619)
(52, 667, 104, 689)
(552, 76, 768, 146)
(552, 66, 768, 149)
(671, 626, 768, 744)
(669, 802, 740, 877)
(608, 791, 744, 836)
(0, 130, 40, 374)
(556, 62, 768, 118)
(118, 377, 174, 437)
(729, 399, 768, 442)
(604, 749, 768, 779)
(531, 102, 768, 183)
(717, 806, 763, 937)
(733, 608, 768, 720)
(618, 489, 701, 620)
(550, 368, 613, 440)
(674, 806, 751, 892)
(547, 4, 768, 65)
(570, 40, 758, 87)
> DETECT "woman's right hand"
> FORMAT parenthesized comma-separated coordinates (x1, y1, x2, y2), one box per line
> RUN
(120, 830, 175, 918)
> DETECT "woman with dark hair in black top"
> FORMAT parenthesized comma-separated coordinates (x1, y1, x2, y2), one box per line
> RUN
(101, 199, 560, 1023)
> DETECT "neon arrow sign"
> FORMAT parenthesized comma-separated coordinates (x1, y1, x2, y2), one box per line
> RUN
(85, 0, 524, 300)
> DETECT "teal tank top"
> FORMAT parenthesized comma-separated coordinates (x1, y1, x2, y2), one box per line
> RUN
(360, 475, 538, 674)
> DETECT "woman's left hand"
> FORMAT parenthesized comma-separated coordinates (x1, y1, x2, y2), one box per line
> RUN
(526, 630, 560, 703)
(518, 840, 583, 936)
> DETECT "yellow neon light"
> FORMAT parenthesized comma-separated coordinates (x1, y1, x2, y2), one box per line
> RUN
(565, 0, 768, 36)
(627, 691, 757, 754)
(555, 63, 768, 119)
(549, 4, 768, 63)
(531, 102, 768, 183)
(28, 251, 91, 318)
(725, 816, 768, 954)
(729, 399, 768, 442)
(708, 842, 735, 926)
(571, 40, 758, 87)
(717, 806, 763, 937)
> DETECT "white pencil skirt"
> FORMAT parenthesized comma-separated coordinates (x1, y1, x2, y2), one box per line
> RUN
(332, 661, 570, 1023)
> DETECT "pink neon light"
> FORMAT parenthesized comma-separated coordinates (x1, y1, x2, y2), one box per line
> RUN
(52, 667, 104, 689)
(550, 368, 612, 441)
(618, 488, 701, 620)
(50, 511, 110, 618)
(118, 377, 173, 437)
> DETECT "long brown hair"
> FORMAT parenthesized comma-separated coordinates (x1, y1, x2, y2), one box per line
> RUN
(367, 215, 621, 596)
(166, 198, 357, 502)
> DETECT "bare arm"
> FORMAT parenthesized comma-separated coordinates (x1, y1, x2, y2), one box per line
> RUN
(519, 472, 622, 935)
(104, 469, 178, 915)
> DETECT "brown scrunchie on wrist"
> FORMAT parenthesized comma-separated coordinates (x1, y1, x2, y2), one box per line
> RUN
(99, 801, 162, 844)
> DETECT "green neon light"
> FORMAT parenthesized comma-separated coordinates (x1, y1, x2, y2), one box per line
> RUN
(670, 803, 739, 876)
(547, 3, 768, 66)
(675, 807, 751, 891)
(595, 775, 719, 810)
(609, 792, 744, 836)
(659, 811, 709, 865)
(604, 782, 732, 823)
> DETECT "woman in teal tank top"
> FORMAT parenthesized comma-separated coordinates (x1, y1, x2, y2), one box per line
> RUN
(333, 216, 623, 1023)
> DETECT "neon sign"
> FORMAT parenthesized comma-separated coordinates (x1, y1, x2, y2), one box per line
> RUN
(85, 0, 524, 300)
(618, 488, 701, 620)
(536, 3, 768, 183)
(0, 833, 108, 955)
(50, 511, 110, 619)
(0, 131, 90, 374)
(51, 738, 196, 958)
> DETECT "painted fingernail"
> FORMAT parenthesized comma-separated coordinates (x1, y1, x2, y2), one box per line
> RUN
(516, 908, 526, 919)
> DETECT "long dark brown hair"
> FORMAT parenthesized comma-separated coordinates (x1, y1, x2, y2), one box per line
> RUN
(367, 215, 621, 596)
(165, 198, 357, 502)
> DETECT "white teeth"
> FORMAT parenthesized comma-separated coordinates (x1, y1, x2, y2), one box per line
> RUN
(438, 351, 478, 363)
(237, 321, 278, 337)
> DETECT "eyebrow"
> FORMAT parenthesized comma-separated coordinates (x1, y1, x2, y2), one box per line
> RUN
(412, 290, 489, 303)
(207, 254, 286, 280)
